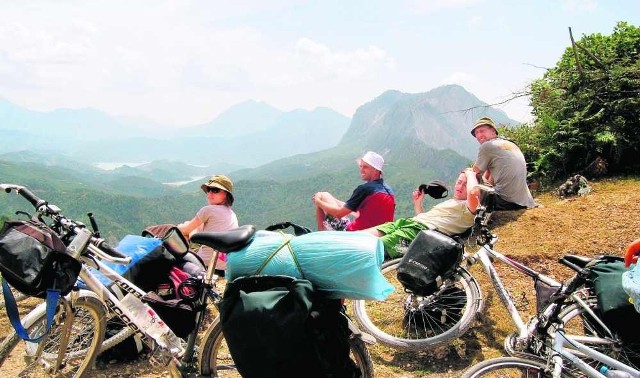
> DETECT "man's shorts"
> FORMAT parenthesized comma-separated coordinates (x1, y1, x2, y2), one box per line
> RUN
(376, 218, 430, 259)
(323, 215, 351, 231)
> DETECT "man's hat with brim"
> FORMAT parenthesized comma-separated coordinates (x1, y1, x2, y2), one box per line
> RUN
(471, 117, 498, 137)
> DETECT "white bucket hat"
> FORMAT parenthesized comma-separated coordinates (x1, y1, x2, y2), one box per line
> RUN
(359, 151, 384, 172)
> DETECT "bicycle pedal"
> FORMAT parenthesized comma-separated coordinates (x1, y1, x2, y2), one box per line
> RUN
(168, 359, 184, 378)
(149, 347, 175, 367)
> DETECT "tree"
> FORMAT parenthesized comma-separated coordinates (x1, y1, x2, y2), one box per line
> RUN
(508, 22, 640, 181)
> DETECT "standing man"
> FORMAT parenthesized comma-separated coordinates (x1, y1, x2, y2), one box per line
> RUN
(312, 151, 395, 231)
(471, 117, 536, 210)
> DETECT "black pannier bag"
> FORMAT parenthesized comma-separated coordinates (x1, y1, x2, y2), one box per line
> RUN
(588, 256, 640, 346)
(218, 275, 360, 378)
(121, 242, 176, 293)
(0, 220, 80, 298)
(396, 230, 464, 296)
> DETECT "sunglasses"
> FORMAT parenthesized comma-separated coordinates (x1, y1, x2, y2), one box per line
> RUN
(206, 187, 223, 194)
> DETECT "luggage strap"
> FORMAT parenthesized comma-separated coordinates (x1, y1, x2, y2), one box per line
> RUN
(3, 278, 60, 342)
(254, 232, 305, 278)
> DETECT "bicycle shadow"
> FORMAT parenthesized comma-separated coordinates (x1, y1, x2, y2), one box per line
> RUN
(370, 293, 507, 376)
(487, 209, 527, 228)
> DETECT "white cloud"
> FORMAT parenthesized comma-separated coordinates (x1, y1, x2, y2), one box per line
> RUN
(468, 15, 483, 29)
(292, 38, 396, 81)
(0, 0, 634, 126)
(409, 0, 482, 14)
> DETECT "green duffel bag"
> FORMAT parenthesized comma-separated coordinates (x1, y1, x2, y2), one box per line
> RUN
(587, 255, 640, 344)
(218, 275, 360, 378)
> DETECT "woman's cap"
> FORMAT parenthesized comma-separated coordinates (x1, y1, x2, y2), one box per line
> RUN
(201, 175, 234, 204)
(359, 151, 384, 172)
(471, 117, 498, 137)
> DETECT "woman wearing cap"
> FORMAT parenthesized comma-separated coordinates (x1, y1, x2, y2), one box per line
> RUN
(178, 175, 239, 270)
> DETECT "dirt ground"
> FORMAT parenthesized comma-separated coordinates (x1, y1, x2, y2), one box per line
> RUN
(2, 175, 639, 377)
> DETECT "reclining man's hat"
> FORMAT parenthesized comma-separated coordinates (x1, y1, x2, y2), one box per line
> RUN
(418, 180, 449, 199)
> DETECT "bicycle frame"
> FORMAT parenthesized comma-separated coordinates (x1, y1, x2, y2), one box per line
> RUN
(78, 240, 228, 367)
(463, 234, 587, 347)
(550, 329, 640, 378)
(77, 245, 184, 363)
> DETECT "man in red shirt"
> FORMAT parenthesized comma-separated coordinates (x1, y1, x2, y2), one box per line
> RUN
(312, 151, 396, 231)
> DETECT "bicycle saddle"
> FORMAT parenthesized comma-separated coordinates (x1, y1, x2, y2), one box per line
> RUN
(190, 225, 256, 252)
(561, 254, 593, 269)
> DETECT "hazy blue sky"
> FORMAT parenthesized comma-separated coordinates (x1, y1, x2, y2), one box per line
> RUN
(1, 0, 638, 126)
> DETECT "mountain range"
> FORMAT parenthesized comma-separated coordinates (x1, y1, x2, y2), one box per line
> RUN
(0, 84, 519, 239)
(0, 98, 350, 169)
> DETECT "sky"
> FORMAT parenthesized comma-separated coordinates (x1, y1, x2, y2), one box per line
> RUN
(1, 0, 639, 126)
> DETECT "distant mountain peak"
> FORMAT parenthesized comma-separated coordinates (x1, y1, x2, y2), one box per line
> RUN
(340, 85, 518, 159)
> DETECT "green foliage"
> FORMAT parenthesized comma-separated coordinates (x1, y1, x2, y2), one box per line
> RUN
(511, 22, 640, 181)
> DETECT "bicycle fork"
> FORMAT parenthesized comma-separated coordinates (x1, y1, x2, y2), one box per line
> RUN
(35, 296, 74, 375)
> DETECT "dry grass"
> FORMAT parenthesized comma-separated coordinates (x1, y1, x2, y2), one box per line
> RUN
(1, 175, 639, 377)
(369, 175, 640, 377)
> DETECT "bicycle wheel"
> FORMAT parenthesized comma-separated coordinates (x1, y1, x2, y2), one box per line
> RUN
(348, 335, 375, 378)
(198, 321, 375, 377)
(0, 294, 106, 377)
(0, 277, 29, 309)
(558, 297, 640, 370)
(6, 291, 136, 357)
(461, 356, 567, 378)
(352, 258, 482, 350)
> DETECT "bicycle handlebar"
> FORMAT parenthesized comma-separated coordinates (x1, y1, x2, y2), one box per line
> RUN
(1, 183, 47, 209)
(1, 182, 131, 264)
(92, 238, 128, 260)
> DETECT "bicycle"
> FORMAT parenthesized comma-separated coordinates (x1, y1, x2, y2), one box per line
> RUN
(0, 183, 375, 377)
(351, 185, 635, 366)
(461, 327, 640, 378)
(462, 253, 640, 378)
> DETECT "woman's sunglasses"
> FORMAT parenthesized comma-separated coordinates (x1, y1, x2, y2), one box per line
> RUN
(206, 187, 223, 194)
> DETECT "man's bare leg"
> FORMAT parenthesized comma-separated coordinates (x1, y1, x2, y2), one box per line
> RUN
(313, 192, 345, 231)
(360, 226, 384, 237)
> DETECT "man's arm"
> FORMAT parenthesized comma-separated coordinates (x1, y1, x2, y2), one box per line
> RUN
(178, 215, 203, 239)
(412, 189, 425, 215)
(313, 192, 353, 218)
(464, 168, 481, 214)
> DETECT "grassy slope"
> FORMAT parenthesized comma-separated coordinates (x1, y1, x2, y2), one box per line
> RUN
(370, 175, 640, 377)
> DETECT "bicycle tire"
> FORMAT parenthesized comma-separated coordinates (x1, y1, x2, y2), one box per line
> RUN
(557, 297, 640, 371)
(461, 356, 571, 378)
(7, 290, 136, 356)
(0, 294, 106, 377)
(198, 321, 375, 377)
(352, 258, 482, 350)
